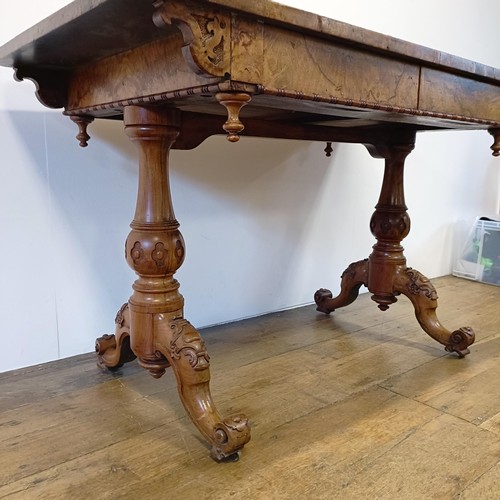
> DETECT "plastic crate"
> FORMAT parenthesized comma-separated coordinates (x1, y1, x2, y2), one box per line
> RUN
(453, 216, 500, 286)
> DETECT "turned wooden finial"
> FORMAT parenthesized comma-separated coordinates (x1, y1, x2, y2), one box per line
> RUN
(489, 128, 500, 157)
(324, 142, 333, 157)
(216, 92, 252, 142)
(69, 115, 94, 147)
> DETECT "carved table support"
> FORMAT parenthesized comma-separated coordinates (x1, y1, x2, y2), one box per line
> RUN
(393, 268, 475, 357)
(96, 105, 250, 460)
(315, 134, 475, 356)
(96, 303, 136, 370)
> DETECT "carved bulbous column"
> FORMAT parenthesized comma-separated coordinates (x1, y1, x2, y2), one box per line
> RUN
(123, 106, 184, 376)
(368, 143, 413, 310)
(315, 135, 475, 357)
(97, 105, 251, 460)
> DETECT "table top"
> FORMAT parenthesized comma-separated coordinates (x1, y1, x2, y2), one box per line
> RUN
(1, 0, 499, 134)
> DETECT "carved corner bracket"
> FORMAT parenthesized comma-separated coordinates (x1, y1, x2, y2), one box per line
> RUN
(489, 128, 500, 157)
(14, 67, 68, 109)
(153, 0, 230, 78)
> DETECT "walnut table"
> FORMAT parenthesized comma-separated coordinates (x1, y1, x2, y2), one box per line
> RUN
(1, 0, 499, 461)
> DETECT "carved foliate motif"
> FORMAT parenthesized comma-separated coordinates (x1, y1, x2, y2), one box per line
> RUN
(370, 211, 410, 240)
(406, 268, 438, 300)
(169, 319, 210, 371)
(212, 413, 251, 461)
(152, 242, 167, 268)
(95, 333, 115, 355)
(191, 13, 225, 66)
(341, 258, 368, 281)
(95, 303, 136, 370)
(114, 303, 129, 327)
(153, 1, 230, 77)
(131, 241, 145, 265)
(175, 239, 184, 264)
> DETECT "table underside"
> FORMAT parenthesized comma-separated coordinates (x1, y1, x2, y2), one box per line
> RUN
(4, 3, 499, 137)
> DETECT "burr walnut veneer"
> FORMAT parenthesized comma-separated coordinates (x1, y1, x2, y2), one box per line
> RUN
(1, 0, 499, 461)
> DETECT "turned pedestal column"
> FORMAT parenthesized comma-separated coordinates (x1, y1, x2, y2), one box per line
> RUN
(315, 135, 475, 357)
(96, 106, 250, 461)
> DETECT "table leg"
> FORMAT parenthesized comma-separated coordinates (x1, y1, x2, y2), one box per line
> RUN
(315, 137, 475, 356)
(96, 105, 250, 460)
(315, 259, 368, 313)
(96, 303, 136, 370)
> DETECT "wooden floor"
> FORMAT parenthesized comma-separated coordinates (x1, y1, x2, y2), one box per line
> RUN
(1, 276, 500, 499)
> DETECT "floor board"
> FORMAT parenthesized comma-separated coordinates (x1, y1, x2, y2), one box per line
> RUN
(1, 276, 499, 499)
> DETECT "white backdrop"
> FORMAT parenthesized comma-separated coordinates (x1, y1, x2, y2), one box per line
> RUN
(0, 0, 499, 372)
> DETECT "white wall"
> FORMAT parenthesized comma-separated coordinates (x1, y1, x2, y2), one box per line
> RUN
(0, 0, 499, 372)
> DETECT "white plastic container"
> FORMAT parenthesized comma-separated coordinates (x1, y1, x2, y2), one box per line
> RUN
(453, 216, 500, 286)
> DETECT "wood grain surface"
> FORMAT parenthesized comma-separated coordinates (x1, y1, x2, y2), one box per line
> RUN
(2, 276, 500, 498)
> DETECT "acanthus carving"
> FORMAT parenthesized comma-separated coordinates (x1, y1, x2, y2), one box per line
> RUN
(315, 259, 369, 314)
(212, 414, 251, 461)
(169, 319, 210, 371)
(95, 303, 136, 370)
(191, 13, 225, 66)
(406, 268, 438, 300)
(153, 0, 230, 77)
(341, 258, 368, 281)
(114, 302, 129, 327)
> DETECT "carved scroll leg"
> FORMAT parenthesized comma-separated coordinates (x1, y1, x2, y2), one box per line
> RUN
(315, 259, 369, 314)
(95, 303, 137, 370)
(394, 268, 475, 357)
(156, 316, 251, 461)
(120, 105, 250, 461)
